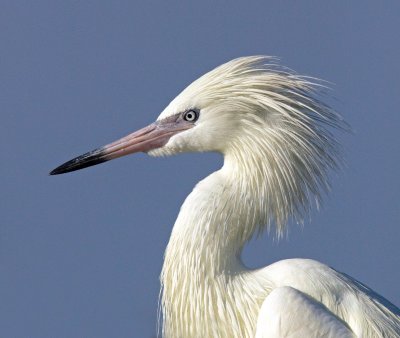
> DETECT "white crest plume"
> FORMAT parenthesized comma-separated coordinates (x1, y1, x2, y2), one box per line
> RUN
(160, 56, 347, 236)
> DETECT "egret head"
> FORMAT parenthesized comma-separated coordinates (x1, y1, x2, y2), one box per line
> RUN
(50, 56, 345, 229)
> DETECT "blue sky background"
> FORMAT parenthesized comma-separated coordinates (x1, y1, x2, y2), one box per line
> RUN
(1, 1, 399, 337)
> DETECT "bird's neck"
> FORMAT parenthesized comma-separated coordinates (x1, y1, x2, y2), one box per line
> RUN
(162, 125, 309, 276)
(161, 149, 271, 337)
(165, 155, 265, 273)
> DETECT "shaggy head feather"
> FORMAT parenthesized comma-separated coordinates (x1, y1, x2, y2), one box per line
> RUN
(152, 56, 346, 235)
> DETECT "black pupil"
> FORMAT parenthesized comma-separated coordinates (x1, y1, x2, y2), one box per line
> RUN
(185, 111, 196, 121)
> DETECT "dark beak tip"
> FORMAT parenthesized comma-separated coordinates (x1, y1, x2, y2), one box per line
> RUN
(49, 147, 108, 176)
(49, 163, 73, 176)
(49, 167, 64, 175)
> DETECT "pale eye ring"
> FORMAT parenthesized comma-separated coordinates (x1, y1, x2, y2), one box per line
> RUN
(183, 110, 199, 122)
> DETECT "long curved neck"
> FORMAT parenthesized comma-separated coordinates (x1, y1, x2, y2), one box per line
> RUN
(160, 149, 271, 337)
(165, 155, 264, 274)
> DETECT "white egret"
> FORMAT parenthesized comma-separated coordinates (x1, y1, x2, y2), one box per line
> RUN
(51, 57, 400, 337)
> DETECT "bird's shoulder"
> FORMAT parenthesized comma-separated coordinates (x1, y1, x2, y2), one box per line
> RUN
(252, 258, 400, 338)
(255, 285, 355, 338)
(258, 258, 337, 286)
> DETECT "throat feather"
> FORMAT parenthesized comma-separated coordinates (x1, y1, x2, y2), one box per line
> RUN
(160, 164, 267, 337)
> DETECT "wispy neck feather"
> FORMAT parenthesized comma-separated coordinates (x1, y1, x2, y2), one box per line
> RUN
(218, 57, 347, 236)
(226, 110, 343, 237)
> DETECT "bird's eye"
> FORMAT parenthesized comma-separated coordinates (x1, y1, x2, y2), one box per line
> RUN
(183, 110, 199, 122)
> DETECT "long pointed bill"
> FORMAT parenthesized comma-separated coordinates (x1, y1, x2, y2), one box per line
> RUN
(50, 114, 192, 175)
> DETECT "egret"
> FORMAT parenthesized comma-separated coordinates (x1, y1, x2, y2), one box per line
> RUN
(51, 56, 400, 337)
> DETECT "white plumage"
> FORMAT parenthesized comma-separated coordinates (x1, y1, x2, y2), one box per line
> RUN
(155, 57, 399, 337)
(51, 56, 400, 337)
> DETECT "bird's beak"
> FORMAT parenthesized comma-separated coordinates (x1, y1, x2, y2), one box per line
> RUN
(50, 114, 191, 175)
